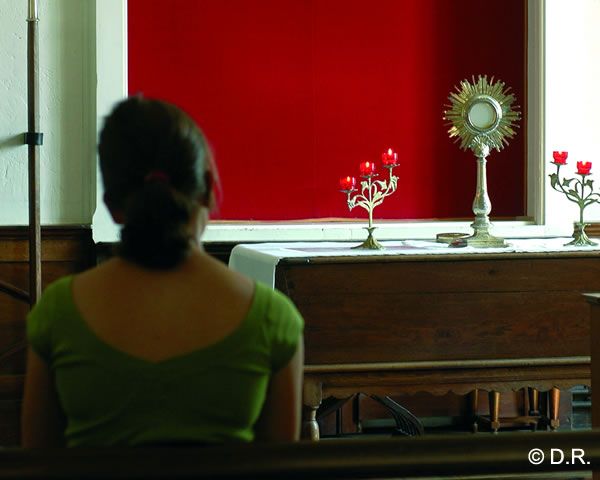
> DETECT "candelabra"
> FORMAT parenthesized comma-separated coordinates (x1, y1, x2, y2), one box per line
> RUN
(340, 150, 399, 249)
(549, 151, 598, 246)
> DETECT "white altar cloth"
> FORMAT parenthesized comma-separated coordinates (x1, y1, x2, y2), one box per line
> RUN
(228, 238, 600, 289)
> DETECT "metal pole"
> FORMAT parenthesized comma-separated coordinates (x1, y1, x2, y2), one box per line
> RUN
(26, 0, 42, 306)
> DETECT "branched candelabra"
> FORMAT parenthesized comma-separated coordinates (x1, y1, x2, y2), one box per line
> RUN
(549, 151, 598, 246)
(339, 150, 399, 249)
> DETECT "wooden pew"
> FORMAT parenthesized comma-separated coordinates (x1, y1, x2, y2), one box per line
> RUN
(585, 293, 600, 480)
(0, 226, 95, 446)
(1, 430, 599, 479)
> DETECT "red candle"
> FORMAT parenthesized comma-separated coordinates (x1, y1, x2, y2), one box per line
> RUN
(382, 148, 398, 166)
(577, 161, 592, 175)
(359, 161, 376, 176)
(552, 151, 568, 165)
(339, 175, 356, 191)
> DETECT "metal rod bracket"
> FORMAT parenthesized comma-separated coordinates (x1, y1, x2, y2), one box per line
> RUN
(24, 132, 43, 146)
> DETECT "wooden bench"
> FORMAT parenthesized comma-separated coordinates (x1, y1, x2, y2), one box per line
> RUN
(1, 431, 599, 478)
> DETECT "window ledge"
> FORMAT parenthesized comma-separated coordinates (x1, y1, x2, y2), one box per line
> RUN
(203, 220, 573, 243)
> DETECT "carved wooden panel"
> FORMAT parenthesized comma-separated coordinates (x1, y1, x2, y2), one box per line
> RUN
(0, 226, 94, 446)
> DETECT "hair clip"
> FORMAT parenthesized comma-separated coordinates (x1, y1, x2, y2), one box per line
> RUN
(144, 170, 170, 184)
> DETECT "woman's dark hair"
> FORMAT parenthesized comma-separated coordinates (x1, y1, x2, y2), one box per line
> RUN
(98, 96, 211, 269)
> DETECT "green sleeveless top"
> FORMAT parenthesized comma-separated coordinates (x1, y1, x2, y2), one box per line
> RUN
(27, 276, 303, 447)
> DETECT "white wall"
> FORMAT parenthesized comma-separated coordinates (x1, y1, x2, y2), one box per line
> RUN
(0, 0, 96, 225)
(92, 0, 127, 243)
(545, 0, 600, 232)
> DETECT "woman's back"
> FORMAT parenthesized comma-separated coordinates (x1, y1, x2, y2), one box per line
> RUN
(73, 252, 254, 364)
(22, 97, 304, 447)
(27, 252, 303, 446)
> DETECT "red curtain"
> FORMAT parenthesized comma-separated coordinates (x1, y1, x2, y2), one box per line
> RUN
(128, 0, 526, 221)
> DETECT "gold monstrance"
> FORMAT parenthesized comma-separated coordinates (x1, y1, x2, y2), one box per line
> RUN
(444, 75, 520, 247)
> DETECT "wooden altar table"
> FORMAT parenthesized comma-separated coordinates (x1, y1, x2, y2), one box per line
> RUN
(230, 238, 600, 438)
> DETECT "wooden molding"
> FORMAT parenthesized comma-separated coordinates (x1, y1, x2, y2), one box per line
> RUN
(0, 225, 95, 445)
(97, 240, 247, 265)
(583, 223, 600, 239)
(0, 225, 94, 264)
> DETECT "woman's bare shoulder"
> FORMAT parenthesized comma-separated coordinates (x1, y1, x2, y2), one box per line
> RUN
(194, 251, 254, 298)
(72, 251, 254, 305)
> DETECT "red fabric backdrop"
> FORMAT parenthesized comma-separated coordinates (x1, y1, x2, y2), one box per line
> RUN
(128, 0, 526, 221)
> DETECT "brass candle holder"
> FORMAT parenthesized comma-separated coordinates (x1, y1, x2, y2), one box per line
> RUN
(340, 153, 399, 249)
(549, 151, 598, 246)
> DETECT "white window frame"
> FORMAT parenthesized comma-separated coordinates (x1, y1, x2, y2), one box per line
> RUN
(94, 0, 599, 244)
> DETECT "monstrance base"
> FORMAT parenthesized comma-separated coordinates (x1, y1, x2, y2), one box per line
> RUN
(464, 228, 508, 248)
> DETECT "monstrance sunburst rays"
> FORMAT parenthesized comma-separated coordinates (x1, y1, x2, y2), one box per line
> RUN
(444, 75, 520, 152)
(442, 75, 520, 248)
